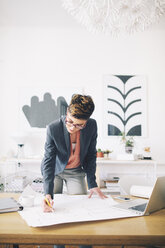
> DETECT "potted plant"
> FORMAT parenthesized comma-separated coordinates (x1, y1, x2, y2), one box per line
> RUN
(125, 137, 134, 154)
(96, 148, 104, 158)
(120, 132, 134, 154)
(103, 149, 113, 158)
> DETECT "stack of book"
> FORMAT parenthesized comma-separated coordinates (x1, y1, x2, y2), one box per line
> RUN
(104, 177, 120, 195)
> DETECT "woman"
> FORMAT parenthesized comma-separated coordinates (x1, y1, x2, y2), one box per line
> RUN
(41, 94, 107, 212)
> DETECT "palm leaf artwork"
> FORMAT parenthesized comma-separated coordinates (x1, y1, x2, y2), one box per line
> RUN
(104, 75, 146, 137)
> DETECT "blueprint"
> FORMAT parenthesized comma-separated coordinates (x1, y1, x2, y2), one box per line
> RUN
(19, 193, 137, 227)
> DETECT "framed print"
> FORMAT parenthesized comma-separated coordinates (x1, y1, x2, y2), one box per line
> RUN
(103, 74, 147, 137)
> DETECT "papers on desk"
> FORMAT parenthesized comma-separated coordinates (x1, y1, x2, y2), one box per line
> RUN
(19, 194, 137, 227)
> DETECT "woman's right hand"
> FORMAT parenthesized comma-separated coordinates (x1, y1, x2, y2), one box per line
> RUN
(42, 194, 54, 212)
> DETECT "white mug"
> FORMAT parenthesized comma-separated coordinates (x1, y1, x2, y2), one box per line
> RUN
(20, 195, 35, 207)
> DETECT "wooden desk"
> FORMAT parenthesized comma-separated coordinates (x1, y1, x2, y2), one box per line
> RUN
(0, 194, 165, 247)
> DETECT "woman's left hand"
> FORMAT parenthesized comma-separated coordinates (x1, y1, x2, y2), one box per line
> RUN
(88, 187, 108, 199)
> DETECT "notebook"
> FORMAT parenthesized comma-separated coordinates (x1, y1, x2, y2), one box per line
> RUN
(0, 197, 23, 213)
(113, 176, 165, 216)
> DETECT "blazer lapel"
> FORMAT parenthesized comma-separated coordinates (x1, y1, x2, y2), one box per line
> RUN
(62, 117, 70, 155)
(80, 129, 86, 164)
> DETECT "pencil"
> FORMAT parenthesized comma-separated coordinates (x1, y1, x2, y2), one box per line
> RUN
(44, 197, 54, 211)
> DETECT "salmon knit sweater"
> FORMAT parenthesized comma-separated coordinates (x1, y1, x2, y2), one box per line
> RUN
(65, 131, 80, 169)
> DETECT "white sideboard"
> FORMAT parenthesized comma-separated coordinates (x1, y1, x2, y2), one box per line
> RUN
(0, 158, 158, 192)
(96, 159, 157, 188)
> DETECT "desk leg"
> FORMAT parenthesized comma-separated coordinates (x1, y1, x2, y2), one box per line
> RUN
(13, 245, 19, 248)
(0, 245, 17, 248)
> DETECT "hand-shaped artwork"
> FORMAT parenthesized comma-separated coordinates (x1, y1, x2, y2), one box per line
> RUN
(22, 93, 68, 128)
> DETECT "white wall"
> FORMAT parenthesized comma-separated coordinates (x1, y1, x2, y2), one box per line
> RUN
(0, 0, 165, 165)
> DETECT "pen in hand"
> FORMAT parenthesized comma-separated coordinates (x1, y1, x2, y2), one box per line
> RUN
(44, 197, 54, 212)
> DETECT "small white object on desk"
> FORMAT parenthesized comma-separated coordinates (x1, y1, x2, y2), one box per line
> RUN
(19, 195, 35, 207)
(18, 184, 40, 207)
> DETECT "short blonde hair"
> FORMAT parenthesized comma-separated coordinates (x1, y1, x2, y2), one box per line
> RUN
(68, 94, 95, 120)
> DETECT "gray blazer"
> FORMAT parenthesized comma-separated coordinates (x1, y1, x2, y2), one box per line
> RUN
(41, 116, 98, 198)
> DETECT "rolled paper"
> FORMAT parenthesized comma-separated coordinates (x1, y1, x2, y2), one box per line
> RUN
(130, 185, 153, 199)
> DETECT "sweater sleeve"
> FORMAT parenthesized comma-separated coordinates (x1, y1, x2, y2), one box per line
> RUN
(83, 120, 98, 189)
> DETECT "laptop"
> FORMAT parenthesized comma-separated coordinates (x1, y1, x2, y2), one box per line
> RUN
(113, 176, 165, 216)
